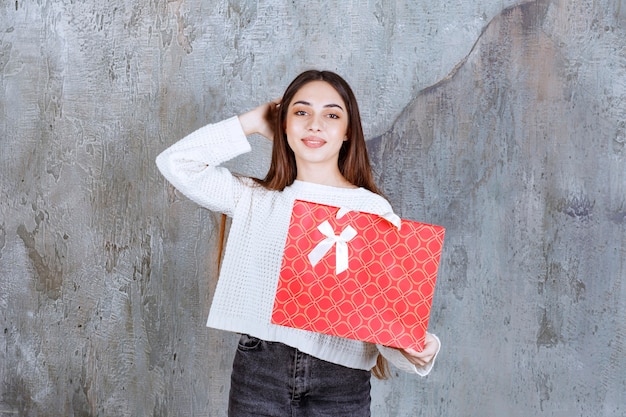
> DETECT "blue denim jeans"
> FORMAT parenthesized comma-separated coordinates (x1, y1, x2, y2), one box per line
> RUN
(228, 334, 372, 417)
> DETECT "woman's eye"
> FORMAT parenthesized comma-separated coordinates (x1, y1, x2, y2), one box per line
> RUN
(327, 113, 340, 119)
(295, 110, 307, 116)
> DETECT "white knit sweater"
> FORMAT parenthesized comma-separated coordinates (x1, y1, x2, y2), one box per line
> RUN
(156, 116, 437, 375)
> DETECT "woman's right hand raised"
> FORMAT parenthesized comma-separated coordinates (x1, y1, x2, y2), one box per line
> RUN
(238, 99, 281, 141)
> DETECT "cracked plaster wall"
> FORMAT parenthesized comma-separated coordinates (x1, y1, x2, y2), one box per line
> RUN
(1, 0, 625, 416)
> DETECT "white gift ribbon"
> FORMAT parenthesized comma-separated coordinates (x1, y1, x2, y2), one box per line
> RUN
(336, 205, 400, 229)
(381, 211, 402, 229)
(307, 220, 357, 274)
(304, 204, 400, 274)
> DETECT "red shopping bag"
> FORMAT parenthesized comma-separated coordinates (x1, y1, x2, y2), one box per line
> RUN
(271, 199, 445, 351)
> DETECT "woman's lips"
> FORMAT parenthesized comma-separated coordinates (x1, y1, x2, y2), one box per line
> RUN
(301, 136, 326, 148)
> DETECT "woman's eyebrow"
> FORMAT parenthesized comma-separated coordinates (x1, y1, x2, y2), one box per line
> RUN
(292, 100, 345, 111)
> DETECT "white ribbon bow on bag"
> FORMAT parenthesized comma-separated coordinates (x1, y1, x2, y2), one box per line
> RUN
(307, 220, 357, 274)
(305, 206, 400, 275)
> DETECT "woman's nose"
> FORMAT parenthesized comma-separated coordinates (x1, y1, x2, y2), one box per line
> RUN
(309, 115, 324, 131)
(307, 115, 323, 131)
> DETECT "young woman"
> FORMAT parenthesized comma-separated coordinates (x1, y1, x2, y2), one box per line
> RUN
(156, 70, 440, 416)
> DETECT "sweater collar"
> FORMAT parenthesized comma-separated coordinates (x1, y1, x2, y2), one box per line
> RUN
(289, 179, 364, 193)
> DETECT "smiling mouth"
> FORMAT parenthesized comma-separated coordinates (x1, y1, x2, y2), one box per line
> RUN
(302, 137, 326, 148)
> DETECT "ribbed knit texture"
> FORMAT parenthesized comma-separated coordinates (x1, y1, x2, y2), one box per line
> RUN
(156, 116, 435, 375)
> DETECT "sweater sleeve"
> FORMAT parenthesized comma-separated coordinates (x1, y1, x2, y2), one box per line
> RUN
(376, 333, 441, 376)
(155, 116, 252, 216)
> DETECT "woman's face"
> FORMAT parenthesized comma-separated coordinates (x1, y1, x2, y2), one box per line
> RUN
(285, 81, 349, 177)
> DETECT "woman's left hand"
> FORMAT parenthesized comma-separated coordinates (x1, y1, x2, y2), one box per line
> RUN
(400, 333, 440, 368)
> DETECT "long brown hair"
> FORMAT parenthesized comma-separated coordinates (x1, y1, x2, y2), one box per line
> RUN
(254, 70, 382, 195)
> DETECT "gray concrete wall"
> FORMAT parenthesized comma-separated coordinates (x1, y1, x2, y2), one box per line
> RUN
(0, 0, 624, 416)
